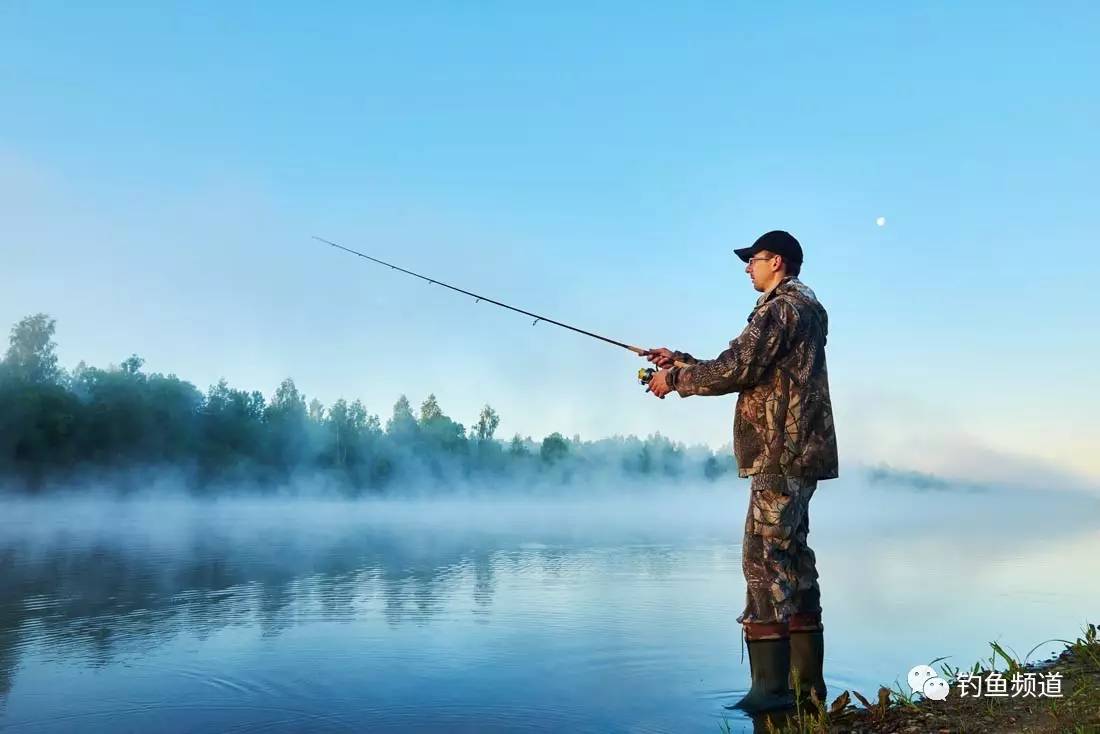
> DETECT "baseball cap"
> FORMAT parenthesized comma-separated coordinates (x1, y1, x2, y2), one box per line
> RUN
(734, 230, 804, 265)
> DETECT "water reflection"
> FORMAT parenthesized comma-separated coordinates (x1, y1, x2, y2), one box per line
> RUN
(0, 486, 1097, 733)
(3, 534, 482, 665)
(0, 495, 729, 706)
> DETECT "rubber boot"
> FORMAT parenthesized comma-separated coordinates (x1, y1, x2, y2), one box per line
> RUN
(729, 634, 796, 713)
(789, 616, 826, 703)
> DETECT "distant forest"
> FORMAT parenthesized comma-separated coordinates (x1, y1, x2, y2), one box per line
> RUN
(0, 314, 737, 493)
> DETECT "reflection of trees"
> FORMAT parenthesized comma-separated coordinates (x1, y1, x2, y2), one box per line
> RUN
(0, 522, 516, 697)
(0, 510, 719, 702)
(258, 579, 296, 638)
(0, 546, 17, 699)
(0, 628, 16, 700)
(472, 551, 496, 617)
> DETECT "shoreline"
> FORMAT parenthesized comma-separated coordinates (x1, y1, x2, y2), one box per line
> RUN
(752, 623, 1100, 733)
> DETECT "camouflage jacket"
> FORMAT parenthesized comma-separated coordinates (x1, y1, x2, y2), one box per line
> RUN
(667, 276, 839, 481)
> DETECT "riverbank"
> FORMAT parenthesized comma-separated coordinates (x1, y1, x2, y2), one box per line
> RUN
(754, 623, 1099, 733)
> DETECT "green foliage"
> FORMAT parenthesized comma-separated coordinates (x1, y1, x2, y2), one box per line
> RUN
(509, 434, 530, 457)
(120, 354, 144, 376)
(419, 394, 443, 424)
(267, 378, 306, 420)
(386, 395, 417, 438)
(201, 379, 265, 473)
(0, 314, 739, 493)
(474, 404, 500, 443)
(4, 313, 61, 384)
(264, 378, 309, 472)
(540, 432, 569, 464)
(0, 377, 83, 478)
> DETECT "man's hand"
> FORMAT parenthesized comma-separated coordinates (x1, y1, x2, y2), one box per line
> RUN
(642, 347, 677, 368)
(647, 369, 674, 399)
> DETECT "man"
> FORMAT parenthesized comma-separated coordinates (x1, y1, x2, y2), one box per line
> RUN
(643, 230, 838, 713)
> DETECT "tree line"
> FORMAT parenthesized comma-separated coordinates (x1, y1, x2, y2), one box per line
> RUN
(0, 314, 737, 493)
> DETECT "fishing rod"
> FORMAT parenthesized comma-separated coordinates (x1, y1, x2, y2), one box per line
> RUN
(312, 236, 690, 387)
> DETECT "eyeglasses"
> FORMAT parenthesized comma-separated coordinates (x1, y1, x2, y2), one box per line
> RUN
(746, 255, 777, 266)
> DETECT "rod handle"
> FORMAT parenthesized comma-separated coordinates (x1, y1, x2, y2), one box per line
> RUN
(628, 345, 691, 369)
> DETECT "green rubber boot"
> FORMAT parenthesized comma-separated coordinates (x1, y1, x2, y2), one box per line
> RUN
(789, 629, 826, 703)
(728, 638, 796, 713)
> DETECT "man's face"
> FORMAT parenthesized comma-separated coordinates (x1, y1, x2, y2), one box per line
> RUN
(744, 250, 778, 292)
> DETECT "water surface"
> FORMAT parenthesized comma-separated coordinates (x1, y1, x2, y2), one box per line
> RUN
(1, 480, 1097, 732)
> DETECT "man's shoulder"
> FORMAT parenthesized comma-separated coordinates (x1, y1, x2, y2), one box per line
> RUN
(749, 278, 827, 332)
(773, 278, 829, 339)
(750, 294, 801, 330)
(776, 277, 818, 300)
(773, 279, 825, 312)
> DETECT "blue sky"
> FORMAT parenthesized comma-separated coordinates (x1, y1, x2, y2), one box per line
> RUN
(2, 3, 1097, 488)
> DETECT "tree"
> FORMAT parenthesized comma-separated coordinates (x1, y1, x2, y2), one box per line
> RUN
(263, 378, 308, 472)
(474, 404, 500, 442)
(137, 371, 203, 462)
(120, 354, 144, 376)
(419, 394, 443, 425)
(200, 379, 265, 472)
(0, 311, 740, 491)
(0, 371, 83, 479)
(704, 453, 735, 480)
(4, 314, 60, 384)
(704, 456, 721, 480)
(386, 395, 417, 437)
(540, 432, 569, 464)
(637, 445, 653, 474)
(509, 434, 529, 457)
(267, 378, 306, 420)
(326, 398, 349, 467)
(643, 433, 683, 477)
(417, 394, 466, 455)
(349, 400, 381, 437)
(347, 400, 370, 433)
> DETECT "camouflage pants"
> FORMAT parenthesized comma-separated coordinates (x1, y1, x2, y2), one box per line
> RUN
(737, 474, 821, 626)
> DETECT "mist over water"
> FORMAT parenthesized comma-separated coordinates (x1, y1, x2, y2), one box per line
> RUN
(2, 478, 1098, 733)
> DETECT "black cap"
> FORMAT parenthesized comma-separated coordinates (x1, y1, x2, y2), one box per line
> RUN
(734, 230, 803, 265)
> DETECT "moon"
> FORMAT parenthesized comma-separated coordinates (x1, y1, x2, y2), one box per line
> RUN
(876, 216, 887, 227)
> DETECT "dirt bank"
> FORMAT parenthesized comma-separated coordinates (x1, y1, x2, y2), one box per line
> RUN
(753, 623, 1099, 733)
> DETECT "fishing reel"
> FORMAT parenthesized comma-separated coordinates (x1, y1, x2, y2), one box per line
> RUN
(638, 367, 656, 389)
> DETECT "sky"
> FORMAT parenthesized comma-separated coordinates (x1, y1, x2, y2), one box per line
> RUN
(2, 2, 1098, 489)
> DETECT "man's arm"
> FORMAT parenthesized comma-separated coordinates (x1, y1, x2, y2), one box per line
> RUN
(667, 300, 799, 397)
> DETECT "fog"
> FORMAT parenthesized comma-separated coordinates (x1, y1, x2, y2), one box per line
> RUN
(4, 312, 1100, 731)
(1, 313, 747, 497)
(3, 475, 1098, 731)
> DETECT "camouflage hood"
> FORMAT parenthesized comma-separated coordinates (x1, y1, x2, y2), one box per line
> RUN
(667, 276, 839, 481)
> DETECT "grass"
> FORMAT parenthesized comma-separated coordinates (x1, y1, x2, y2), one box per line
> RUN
(743, 622, 1100, 733)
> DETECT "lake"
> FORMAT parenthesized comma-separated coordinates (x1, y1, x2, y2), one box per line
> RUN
(2, 477, 1098, 732)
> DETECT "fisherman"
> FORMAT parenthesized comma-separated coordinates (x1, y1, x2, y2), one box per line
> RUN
(642, 230, 838, 713)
